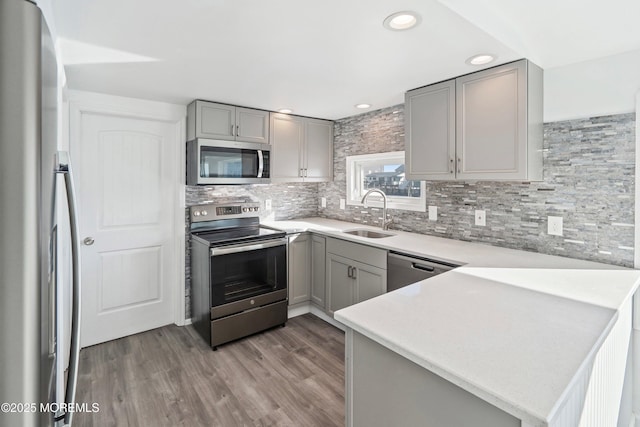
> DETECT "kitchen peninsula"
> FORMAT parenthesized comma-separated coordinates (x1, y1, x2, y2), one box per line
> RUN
(265, 217, 640, 427)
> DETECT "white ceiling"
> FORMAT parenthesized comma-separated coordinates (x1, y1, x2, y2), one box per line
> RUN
(53, 0, 640, 120)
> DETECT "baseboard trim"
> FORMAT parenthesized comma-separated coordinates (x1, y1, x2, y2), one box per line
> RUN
(287, 303, 346, 331)
(288, 303, 311, 318)
(182, 318, 192, 326)
(310, 306, 346, 331)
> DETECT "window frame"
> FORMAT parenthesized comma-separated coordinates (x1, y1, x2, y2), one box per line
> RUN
(346, 151, 426, 212)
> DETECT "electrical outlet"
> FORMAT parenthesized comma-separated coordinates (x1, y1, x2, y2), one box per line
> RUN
(548, 216, 563, 236)
(265, 199, 272, 210)
(428, 206, 437, 221)
(321, 197, 327, 208)
(339, 199, 345, 210)
(475, 210, 486, 226)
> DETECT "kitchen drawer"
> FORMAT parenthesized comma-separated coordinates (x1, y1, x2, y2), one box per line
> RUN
(326, 237, 387, 270)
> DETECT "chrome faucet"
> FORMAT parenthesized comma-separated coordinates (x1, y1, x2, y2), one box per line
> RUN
(361, 188, 392, 230)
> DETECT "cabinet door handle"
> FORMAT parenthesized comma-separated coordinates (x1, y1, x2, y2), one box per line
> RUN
(347, 266, 352, 278)
(352, 267, 357, 279)
(450, 158, 454, 174)
(457, 158, 461, 174)
(236, 125, 239, 136)
(230, 124, 235, 136)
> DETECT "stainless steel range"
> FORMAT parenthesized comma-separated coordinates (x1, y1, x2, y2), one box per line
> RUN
(189, 201, 288, 350)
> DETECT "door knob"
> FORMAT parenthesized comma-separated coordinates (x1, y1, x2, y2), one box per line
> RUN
(83, 237, 95, 246)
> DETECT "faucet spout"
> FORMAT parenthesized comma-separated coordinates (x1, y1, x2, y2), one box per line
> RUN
(361, 188, 392, 230)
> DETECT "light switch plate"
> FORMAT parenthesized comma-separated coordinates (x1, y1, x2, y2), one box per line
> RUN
(321, 197, 327, 208)
(428, 206, 437, 221)
(548, 216, 563, 236)
(265, 199, 272, 211)
(475, 210, 486, 226)
(339, 199, 345, 210)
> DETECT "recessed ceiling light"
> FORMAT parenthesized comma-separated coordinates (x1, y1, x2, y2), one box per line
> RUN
(355, 103, 371, 109)
(466, 54, 496, 66)
(383, 11, 421, 31)
(278, 108, 293, 114)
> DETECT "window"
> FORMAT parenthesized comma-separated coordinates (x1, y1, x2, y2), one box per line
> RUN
(346, 151, 426, 212)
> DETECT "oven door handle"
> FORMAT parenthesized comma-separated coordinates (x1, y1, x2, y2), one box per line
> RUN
(210, 237, 287, 257)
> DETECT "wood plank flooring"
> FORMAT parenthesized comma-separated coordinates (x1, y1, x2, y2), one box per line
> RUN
(73, 314, 345, 427)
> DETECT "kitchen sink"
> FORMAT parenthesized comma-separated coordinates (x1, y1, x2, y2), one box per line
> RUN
(342, 229, 395, 239)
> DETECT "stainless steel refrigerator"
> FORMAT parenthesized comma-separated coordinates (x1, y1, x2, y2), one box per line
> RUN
(0, 0, 81, 426)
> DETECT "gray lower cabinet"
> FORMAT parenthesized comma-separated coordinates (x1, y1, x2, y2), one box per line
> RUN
(347, 331, 520, 427)
(310, 235, 326, 308)
(288, 233, 311, 306)
(326, 238, 387, 317)
(327, 254, 354, 315)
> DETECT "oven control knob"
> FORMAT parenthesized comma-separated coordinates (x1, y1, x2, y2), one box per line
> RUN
(193, 211, 200, 217)
(201, 210, 208, 216)
(253, 207, 258, 212)
(242, 208, 248, 212)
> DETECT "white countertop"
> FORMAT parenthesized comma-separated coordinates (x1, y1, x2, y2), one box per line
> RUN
(263, 217, 626, 270)
(265, 217, 640, 425)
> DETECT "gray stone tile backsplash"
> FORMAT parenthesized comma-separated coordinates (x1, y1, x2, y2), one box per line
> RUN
(183, 106, 635, 318)
(319, 105, 635, 268)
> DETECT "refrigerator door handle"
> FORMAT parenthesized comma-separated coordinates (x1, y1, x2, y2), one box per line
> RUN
(54, 151, 82, 427)
(49, 224, 57, 357)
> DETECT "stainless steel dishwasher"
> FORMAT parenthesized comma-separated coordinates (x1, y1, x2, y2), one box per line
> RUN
(387, 251, 460, 291)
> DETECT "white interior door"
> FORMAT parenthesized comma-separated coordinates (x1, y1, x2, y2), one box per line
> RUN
(76, 112, 177, 347)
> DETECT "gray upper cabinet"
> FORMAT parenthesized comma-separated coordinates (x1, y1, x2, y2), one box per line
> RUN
(305, 118, 333, 182)
(236, 107, 270, 144)
(187, 100, 269, 143)
(405, 80, 456, 180)
(405, 59, 543, 181)
(271, 113, 304, 180)
(270, 113, 333, 183)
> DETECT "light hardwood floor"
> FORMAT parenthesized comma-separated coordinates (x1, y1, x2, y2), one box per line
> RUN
(73, 314, 345, 426)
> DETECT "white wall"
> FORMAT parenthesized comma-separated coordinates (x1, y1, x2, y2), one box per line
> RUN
(544, 48, 640, 122)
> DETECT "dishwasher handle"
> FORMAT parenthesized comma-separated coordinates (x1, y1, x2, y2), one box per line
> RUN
(411, 263, 435, 272)
(388, 251, 460, 270)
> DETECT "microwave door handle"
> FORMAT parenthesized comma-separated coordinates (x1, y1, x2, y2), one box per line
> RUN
(257, 150, 264, 178)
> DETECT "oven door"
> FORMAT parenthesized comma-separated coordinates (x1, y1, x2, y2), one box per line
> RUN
(193, 139, 271, 185)
(209, 237, 287, 318)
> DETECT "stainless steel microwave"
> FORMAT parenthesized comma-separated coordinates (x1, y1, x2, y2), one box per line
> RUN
(187, 139, 271, 185)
